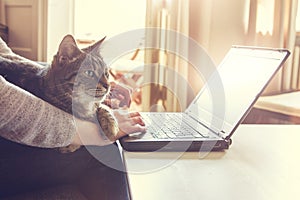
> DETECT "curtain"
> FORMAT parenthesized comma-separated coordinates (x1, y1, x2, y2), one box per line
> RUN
(246, 0, 298, 94)
(189, 0, 299, 94)
(143, 0, 190, 112)
(142, 0, 299, 111)
(0, 0, 6, 25)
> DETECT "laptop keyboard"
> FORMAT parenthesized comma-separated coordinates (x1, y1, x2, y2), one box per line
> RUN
(141, 113, 215, 139)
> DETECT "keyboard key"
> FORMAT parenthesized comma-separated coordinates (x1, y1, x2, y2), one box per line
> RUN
(142, 112, 215, 139)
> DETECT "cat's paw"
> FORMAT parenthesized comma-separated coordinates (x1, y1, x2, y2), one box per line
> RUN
(58, 144, 81, 153)
(96, 106, 119, 141)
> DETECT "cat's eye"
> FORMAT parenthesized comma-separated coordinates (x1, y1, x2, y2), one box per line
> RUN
(85, 70, 94, 77)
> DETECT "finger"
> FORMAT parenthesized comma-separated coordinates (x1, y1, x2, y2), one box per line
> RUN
(129, 125, 146, 134)
(103, 99, 121, 109)
(117, 125, 146, 138)
(109, 90, 131, 108)
(103, 99, 111, 107)
(115, 82, 133, 94)
(119, 98, 131, 107)
(128, 111, 141, 118)
(110, 82, 132, 96)
(117, 93, 131, 107)
(130, 116, 145, 126)
(117, 94, 125, 100)
(120, 112, 143, 124)
(113, 109, 136, 118)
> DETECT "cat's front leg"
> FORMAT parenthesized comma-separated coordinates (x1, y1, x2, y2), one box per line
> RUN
(96, 105, 119, 141)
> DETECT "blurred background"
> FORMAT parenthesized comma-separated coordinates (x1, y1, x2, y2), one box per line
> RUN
(0, 0, 299, 123)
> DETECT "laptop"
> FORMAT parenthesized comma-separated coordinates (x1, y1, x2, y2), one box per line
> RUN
(120, 46, 290, 152)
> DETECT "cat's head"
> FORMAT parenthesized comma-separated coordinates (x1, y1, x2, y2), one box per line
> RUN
(50, 34, 110, 104)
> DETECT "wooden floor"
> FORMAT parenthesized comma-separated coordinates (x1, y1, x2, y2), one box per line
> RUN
(243, 107, 300, 124)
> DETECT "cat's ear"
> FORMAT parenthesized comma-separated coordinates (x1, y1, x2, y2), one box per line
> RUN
(58, 35, 81, 64)
(82, 36, 106, 56)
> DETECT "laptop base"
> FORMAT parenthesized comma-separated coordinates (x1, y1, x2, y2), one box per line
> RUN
(120, 138, 232, 152)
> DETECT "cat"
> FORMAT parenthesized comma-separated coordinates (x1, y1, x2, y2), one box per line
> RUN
(0, 35, 119, 152)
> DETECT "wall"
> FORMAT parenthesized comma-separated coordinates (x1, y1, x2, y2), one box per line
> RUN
(47, 0, 74, 62)
(189, 0, 249, 64)
(186, 0, 250, 99)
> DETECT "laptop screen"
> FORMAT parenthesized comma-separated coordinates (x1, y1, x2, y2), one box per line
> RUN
(186, 46, 290, 137)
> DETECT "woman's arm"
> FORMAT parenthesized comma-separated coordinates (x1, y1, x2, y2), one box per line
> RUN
(0, 76, 146, 148)
(0, 75, 113, 148)
(0, 75, 78, 148)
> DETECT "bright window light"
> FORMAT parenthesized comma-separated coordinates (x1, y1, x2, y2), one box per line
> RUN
(74, 0, 146, 39)
(256, 0, 275, 35)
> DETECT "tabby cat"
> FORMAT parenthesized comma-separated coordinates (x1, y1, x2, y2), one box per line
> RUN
(0, 35, 119, 152)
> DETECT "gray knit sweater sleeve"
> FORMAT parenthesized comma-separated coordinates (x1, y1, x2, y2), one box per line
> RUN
(0, 76, 77, 148)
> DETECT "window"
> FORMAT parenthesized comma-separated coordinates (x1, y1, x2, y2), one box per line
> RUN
(256, 0, 275, 35)
(74, 0, 146, 39)
(296, 0, 300, 32)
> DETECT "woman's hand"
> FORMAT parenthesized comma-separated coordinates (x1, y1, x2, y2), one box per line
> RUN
(113, 109, 146, 139)
(105, 81, 132, 108)
(71, 110, 146, 146)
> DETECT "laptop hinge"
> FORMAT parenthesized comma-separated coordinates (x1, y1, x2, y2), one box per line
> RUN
(216, 130, 232, 146)
(219, 130, 228, 140)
